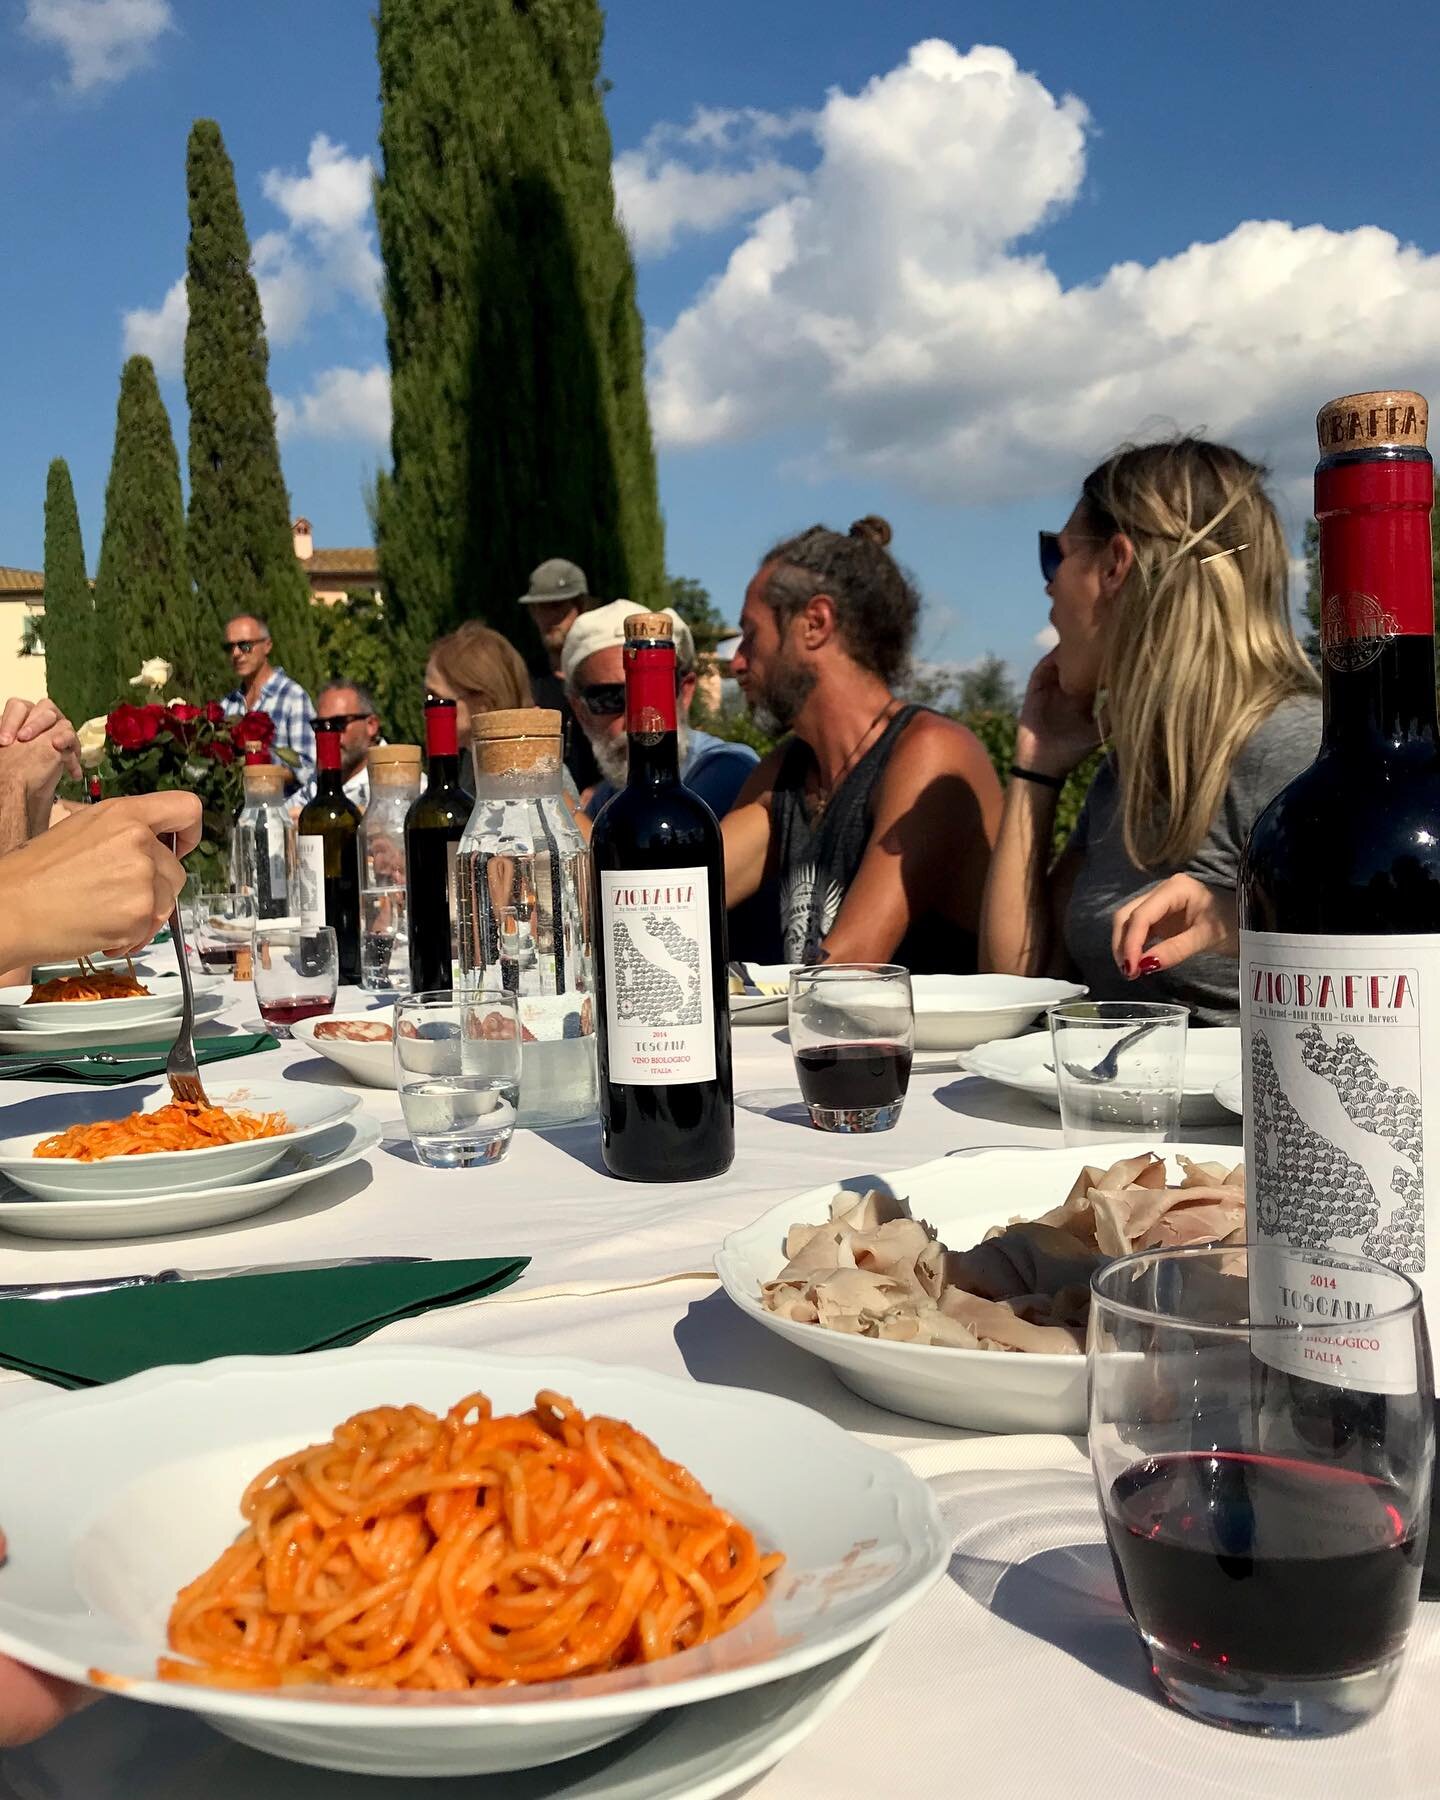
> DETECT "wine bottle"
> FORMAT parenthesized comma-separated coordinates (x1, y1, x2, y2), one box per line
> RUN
(298, 718, 361, 983)
(590, 611, 734, 1181)
(1240, 388, 1440, 1588)
(406, 696, 468, 993)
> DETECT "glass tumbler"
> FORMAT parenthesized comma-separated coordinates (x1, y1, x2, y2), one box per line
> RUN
(394, 990, 522, 1167)
(251, 922, 339, 1035)
(1089, 1242, 1432, 1737)
(787, 963, 914, 1132)
(1048, 1000, 1188, 1145)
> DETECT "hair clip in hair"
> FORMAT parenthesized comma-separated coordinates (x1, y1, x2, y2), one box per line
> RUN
(1198, 542, 1249, 564)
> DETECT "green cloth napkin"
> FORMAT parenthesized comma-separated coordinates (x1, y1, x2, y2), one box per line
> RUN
(0, 1031, 279, 1085)
(0, 1256, 530, 1389)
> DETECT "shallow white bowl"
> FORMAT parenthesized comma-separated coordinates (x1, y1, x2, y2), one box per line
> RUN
(959, 1027, 1242, 1127)
(0, 1347, 945, 1778)
(1215, 1072, 1243, 1116)
(0, 1116, 380, 1239)
(727, 963, 796, 1027)
(0, 1081, 360, 1201)
(0, 1634, 887, 1800)
(908, 975, 1087, 1052)
(292, 1010, 395, 1087)
(0, 991, 225, 1055)
(716, 1140, 1241, 1434)
(3, 983, 184, 1032)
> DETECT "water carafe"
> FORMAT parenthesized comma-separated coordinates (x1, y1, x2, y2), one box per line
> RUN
(455, 708, 597, 1127)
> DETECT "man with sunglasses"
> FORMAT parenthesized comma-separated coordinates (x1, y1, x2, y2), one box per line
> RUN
(562, 599, 758, 824)
(220, 614, 317, 793)
(294, 683, 384, 810)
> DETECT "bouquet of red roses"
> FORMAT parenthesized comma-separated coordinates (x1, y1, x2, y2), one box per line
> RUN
(79, 671, 295, 890)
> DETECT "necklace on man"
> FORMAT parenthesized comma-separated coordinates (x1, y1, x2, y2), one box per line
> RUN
(809, 700, 900, 819)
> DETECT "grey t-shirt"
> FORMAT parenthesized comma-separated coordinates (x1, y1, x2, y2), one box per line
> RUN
(1062, 696, 1321, 1025)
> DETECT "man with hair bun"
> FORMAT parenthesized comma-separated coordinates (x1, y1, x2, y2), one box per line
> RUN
(724, 515, 1002, 971)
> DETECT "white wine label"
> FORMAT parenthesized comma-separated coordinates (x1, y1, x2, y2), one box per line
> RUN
(297, 835, 328, 931)
(600, 867, 716, 1085)
(1241, 928, 1435, 1395)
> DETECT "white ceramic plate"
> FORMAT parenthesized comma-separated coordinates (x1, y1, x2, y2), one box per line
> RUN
(908, 975, 1087, 1052)
(0, 1116, 380, 1239)
(0, 1636, 884, 1800)
(0, 1081, 360, 1201)
(0, 983, 184, 1033)
(292, 1010, 395, 1087)
(1215, 1072, 1243, 1116)
(959, 1027, 1242, 1127)
(727, 963, 795, 1027)
(716, 1140, 1242, 1434)
(29, 953, 136, 981)
(0, 1348, 945, 1779)
(0, 991, 224, 1055)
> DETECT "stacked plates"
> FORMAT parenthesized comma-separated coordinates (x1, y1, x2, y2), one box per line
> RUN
(960, 1026, 1242, 1126)
(0, 1347, 947, 1779)
(0, 987, 224, 1054)
(717, 1142, 1240, 1434)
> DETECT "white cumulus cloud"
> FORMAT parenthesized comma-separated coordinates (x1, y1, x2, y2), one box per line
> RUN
(23, 0, 172, 91)
(121, 275, 186, 375)
(614, 106, 811, 258)
(275, 365, 392, 448)
(648, 39, 1440, 503)
(1033, 624, 1060, 651)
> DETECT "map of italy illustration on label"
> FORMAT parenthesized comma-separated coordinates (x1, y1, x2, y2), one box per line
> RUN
(1240, 929, 1434, 1395)
(600, 867, 715, 1086)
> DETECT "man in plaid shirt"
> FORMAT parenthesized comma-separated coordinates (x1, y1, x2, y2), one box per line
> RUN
(221, 613, 317, 793)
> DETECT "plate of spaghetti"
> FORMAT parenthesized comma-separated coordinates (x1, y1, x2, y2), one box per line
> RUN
(0, 1347, 945, 1778)
(2, 955, 184, 1032)
(0, 1081, 359, 1200)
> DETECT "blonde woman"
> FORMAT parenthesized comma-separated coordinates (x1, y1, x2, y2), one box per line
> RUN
(424, 623, 534, 739)
(980, 438, 1320, 1023)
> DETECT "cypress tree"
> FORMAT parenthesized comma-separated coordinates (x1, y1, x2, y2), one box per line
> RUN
(92, 357, 195, 696)
(374, 0, 664, 734)
(41, 458, 98, 723)
(185, 118, 317, 698)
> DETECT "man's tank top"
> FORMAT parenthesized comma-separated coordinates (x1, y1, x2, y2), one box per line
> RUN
(769, 704, 976, 974)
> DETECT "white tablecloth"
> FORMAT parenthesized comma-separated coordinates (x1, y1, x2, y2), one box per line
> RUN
(19, 975, 1440, 1798)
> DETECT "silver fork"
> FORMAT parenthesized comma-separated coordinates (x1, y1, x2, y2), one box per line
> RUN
(164, 845, 210, 1109)
(1046, 1019, 1164, 1085)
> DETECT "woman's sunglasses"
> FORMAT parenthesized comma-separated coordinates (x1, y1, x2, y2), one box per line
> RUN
(1038, 530, 1108, 585)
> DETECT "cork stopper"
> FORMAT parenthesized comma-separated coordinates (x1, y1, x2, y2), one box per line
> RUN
(469, 707, 562, 779)
(369, 744, 421, 787)
(1317, 391, 1428, 454)
(624, 611, 672, 643)
(243, 763, 286, 796)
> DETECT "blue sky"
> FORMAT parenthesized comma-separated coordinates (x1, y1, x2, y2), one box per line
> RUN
(5, 0, 1440, 682)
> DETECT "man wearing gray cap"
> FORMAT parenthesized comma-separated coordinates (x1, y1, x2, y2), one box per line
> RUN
(520, 556, 600, 793)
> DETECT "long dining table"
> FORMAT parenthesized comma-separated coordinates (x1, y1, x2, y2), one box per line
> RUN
(4, 960, 1440, 1799)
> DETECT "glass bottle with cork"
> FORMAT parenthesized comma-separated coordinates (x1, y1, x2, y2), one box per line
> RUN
(454, 707, 597, 1127)
(231, 745, 298, 922)
(360, 744, 421, 992)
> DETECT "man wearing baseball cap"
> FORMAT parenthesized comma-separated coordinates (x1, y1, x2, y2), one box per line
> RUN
(562, 599, 758, 826)
(519, 556, 600, 792)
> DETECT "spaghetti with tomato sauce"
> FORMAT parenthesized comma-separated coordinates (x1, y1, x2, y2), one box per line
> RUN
(158, 1390, 784, 1691)
(33, 1101, 290, 1161)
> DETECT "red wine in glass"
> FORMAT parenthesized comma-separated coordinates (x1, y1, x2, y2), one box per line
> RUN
(198, 944, 240, 973)
(258, 996, 335, 1034)
(1105, 1450, 1421, 1679)
(795, 1041, 912, 1110)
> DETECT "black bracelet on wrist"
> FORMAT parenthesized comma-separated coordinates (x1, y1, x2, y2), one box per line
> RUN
(1009, 764, 1066, 792)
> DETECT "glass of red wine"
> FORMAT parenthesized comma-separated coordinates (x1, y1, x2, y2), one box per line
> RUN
(1089, 1242, 1432, 1737)
(188, 891, 258, 979)
(252, 922, 339, 1036)
(787, 963, 914, 1132)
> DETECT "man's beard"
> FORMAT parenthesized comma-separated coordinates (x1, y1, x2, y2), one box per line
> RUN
(750, 663, 817, 736)
(588, 721, 691, 789)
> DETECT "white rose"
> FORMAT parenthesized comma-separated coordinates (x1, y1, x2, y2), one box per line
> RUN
(129, 657, 174, 691)
(77, 715, 108, 771)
